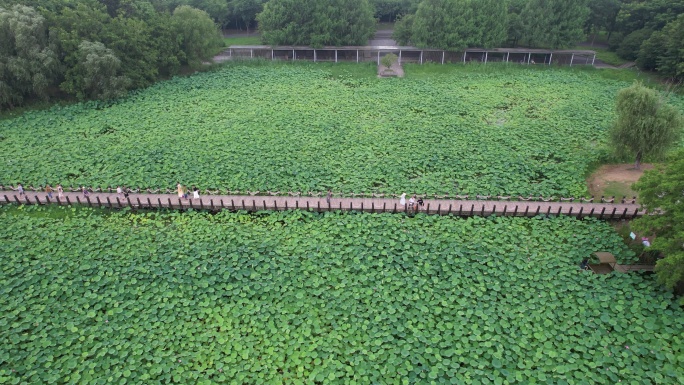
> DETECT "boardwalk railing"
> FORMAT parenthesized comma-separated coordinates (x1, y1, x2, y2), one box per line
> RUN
(1, 190, 643, 220)
(216, 45, 597, 67)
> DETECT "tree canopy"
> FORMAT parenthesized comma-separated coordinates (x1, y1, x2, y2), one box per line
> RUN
(395, 0, 507, 50)
(0, 0, 223, 110)
(633, 148, 684, 298)
(257, 0, 376, 47)
(609, 82, 683, 170)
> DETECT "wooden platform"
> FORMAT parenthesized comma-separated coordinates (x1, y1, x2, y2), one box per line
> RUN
(1, 191, 643, 219)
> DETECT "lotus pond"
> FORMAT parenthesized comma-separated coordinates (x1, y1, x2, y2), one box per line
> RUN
(4, 63, 682, 196)
(1, 206, 682, 384)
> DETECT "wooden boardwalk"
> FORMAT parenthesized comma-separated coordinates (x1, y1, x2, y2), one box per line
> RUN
(1, 191, 643, 219)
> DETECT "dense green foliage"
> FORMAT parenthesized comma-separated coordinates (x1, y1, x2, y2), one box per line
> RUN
(0, 0, 223, 110)
(257, 0, 376, 47)
(4, 63, 679, 195)
(633, 148, 684, 295)
(372, 0, 418, 22)
(609, 82, 683, 169)
(1, 206, 683, 384)
(395, 0, 587, 49)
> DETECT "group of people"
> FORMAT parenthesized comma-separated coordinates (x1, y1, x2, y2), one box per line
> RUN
(399, 193, 424, 210)
(15, 183, 65, 199)
(177, 183, 200, 200)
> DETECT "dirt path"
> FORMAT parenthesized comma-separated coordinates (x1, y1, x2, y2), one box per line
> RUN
(587, 163, 652, 201)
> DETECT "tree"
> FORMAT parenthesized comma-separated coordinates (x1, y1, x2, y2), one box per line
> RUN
(257, 0, 376, 47)
(392, 13, 414, 45)
(519, 0, 589, 49)
(584, 0, 621, 43)
(616, 28, 652, 61)
(171, 5, 223, 67)
(654, 15, 684, 81)
(0, 5, 58, 109)
(632, 148, 684, 298)
(609, 82, 683, 170)
(227, 0, 266, 30)
(61, 41, 130, 100)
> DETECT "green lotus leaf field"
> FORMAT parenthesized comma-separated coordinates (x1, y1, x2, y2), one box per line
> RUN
(4, 63, 680, 196)
(1, 206, 682, 384)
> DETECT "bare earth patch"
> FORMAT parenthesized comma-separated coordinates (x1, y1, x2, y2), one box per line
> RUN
(377, 61, 404, 78)
(587, 163, 653, 201)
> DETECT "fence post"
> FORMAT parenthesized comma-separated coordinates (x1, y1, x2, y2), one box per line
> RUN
(577, 206, 583, 219)
(242, 200, 246, 210)
(437, 204, 441, 215)
(621, 208, 627, 219)
(557, 206, 562, 216)
(178, 198, 183, 209)
(274, 200, 278, 211)
(481, 205, 485, 216)
(589, 207, 594, 217)
(371, 202, 375, 213)
(116, 197, 122, 208)
(168, 198, 172, 208)
(502, 205, 507, 215)
(470, 204, 474, 216)
(568, 207, 573, 216)
(535, 206, 540, 216)
(126, 196, 132, 208)
(66, 196, 72, 206)
(158, 198, 163, 209)
(189, 199, 194, 209)
(599, 207, 605, 219)
(610, 207, 617, 219)
(137, 197, 142, 208)
(632, 208, 638, 219)
(546, 206, 551, 216)
(513, 205, 518, 216)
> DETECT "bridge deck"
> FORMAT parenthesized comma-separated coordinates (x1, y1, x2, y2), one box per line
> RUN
(2, 191, 643, 219)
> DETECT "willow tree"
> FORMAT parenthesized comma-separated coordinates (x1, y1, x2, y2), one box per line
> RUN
(609, 83, 683, 169)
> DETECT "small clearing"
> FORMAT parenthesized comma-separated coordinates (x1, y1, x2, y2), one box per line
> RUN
(587, 163, 652, 200)
(378, 61, 404, 78)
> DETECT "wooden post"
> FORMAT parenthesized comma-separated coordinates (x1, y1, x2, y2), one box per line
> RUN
(168, 198, 172, 208)
(437, 204, 441, 215)
(546, 206, 551, 216)
(293, 49, 295, 61)
(106, 197, 113, 208)
(577, 206, 583, 219)
(492, 205, 496, 215)
(210, 199, 214, 210)
(502, 205, 507, 215)
(371, 202, 375, 213)
(557, 206, 562, 216)
(484, 52, 488, 64)
(481, 205, 485, 216)
(393, 203, 397, 213)
(470, 204, 474, 216)
(296, 200, 299, 209)
(591, 53, 596, 66)
(116, 197, 123, 207)
(306, 201, 310, 210)
(126, 196, 132, 208)
(250, 49, 253, 58)
(568, 207, 573, 216)
(513, 206, 518, 216)
(383, 202, 386, 212)
(524, 206, 529, 216)
(318, 201, 321, 212)
(356, 50, 359, 63)
(610, 207, 617, 219)
(4, 195, 10, 204)
(230, 199, 235, 210)
(361, 202, 364, 212)
(463, 51, 466, 63)
(158, 198, 163, 209)
(253, 200, 256, 211)
(178, 198, 183, 209)
(271, 49, 274, 60)
(506, 52, 510, 63)
(621, 208, 627, 219)
(147, 197, 152, 208)
(14, 195, 21, 204)
(535, 206, 540, 216)
(274, 200, 278, 210)
(199, 199, 204, 210)
(285, 200, 288, 210)
(426, 203, 430, 213)
(188, 198, 194, 209)
(377, 51, 380, 65)
(632, 208, 638, 219)
(599, 207, 605, 219)
(85, 196, 91, 207)
(589, 207, 594, 217)
(242, 200, 246, 210)
(528, 52, 531, 64)
(350, 202, 353, 211)
(66, 196, 72, 205)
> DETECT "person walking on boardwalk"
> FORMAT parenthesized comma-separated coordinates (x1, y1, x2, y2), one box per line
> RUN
(400, 193, 406, 206)
(182, 185, 188, 199)
(82, 186, 89, 197)
(123, 186, 130, 198)
(326, 189, 332, 205)
(177, 183, 183, 199)
(57, 184, 63, 198)
(409, 194, 416, 210)
(45, 184, 53, 199)
(117, 186, 123, 197)
(193, 186, 200, 200)
(17, 183, 24, 196)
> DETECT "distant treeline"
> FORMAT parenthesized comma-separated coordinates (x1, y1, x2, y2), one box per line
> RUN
(0, 0, 223, 110)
